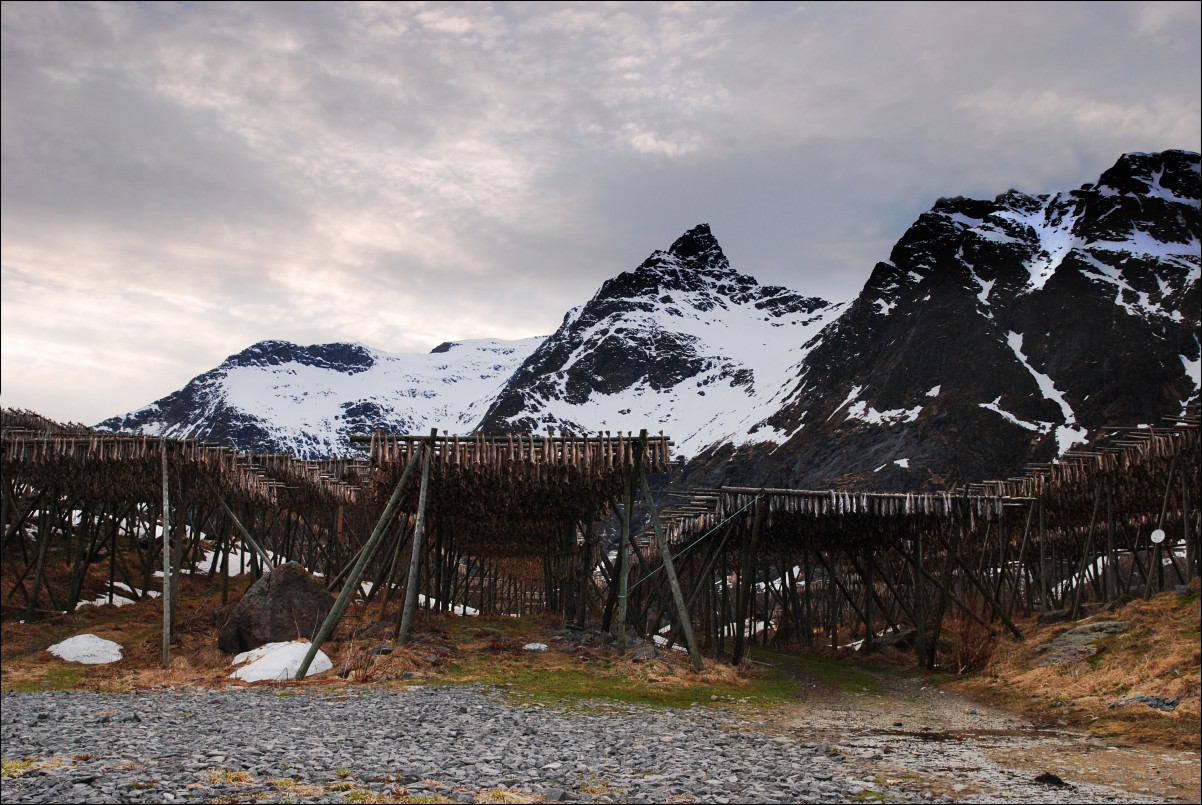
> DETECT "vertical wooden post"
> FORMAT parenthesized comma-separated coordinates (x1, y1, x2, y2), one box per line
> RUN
(24, 498, 56, 622)
(1106, 478, 1117, 600)
(161, 441, 172, 668)
(577, 524, 592, 628)
(1038, 500, 1049, 612)
(802, 552, 815, 649)
(615, 457, 635, 650)
(1184, 464, 1196, 582)
(863, 546, 874, 651)
(1005, 501, 1035, 619)
(109, 505, 119, 605)
(910, 524, 927, 666)
(1070, 489, 1103, 619)
(732, 493, 764, 665)
(397, 429, 436, 646)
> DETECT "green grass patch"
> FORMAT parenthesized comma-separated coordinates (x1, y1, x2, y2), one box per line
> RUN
(1, 758, 36, 778)
(439, 656, 796, 709)
(3, 662, 89, 692)
(751, 647, 894, 694)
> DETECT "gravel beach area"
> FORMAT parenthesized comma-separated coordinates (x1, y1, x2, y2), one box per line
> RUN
(3, 682, 1197, 804)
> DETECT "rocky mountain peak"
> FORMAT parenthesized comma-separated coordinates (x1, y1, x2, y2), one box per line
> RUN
(664, 222, 726, 264)
(1096, 149, 1201, 200)
(226, 340, 377, 375)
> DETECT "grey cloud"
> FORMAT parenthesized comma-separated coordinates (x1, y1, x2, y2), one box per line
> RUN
(1, 1, 1199, 424)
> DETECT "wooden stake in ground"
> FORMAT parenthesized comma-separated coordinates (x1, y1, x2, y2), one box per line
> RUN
(639, 464, 704, 672)
(397, 428, 436, 646)
(161, 441, 172, 668)
(294, 444, 424, 680)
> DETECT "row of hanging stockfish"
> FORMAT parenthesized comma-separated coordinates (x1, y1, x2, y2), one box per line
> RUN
(716, 486, 1020, 521)
(359, 430, 675, 560)
(665, 411, 1198, 546)
(971, 415, 1197, 523)
(362, 429, 673, 475)
(1, 421, 367, 508)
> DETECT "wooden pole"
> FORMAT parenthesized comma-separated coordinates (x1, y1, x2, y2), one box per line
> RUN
(732, 493, 764, 665)
(295, 444, 423, 679)
(161, 442, 172, 668)
(615, 458, 635, 650)
(203, 476, 275, 571)
(397, 429, 437, 646)
(640, 467, 703, 671)
(933, 531, 1023, 639)
(1069, 488, 1104, 619)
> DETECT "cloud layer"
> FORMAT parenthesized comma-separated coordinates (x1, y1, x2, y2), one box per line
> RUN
(2, 1, 1199, 423)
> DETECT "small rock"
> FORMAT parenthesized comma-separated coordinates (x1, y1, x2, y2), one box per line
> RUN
(631, 645, 658, 662)
(1034, 772, 1073, 789)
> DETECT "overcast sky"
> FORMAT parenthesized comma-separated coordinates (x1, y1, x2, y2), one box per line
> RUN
(2, 1, 1199, 425)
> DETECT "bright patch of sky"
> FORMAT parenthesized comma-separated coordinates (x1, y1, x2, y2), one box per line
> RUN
(1, 1, 1198, 424)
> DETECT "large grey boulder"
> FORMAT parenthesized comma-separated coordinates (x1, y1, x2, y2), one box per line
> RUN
(218, 562, 335, 654)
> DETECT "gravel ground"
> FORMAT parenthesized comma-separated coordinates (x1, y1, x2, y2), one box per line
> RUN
(1, 683, 1196, 804)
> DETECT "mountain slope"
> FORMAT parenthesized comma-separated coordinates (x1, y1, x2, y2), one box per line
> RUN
(722, 149, 1200, 490)
(96, 338, 542, 457)
(476, 224, 842, 456)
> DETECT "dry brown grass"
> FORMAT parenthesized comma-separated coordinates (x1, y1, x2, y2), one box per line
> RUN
(954, 579, 1201, 749)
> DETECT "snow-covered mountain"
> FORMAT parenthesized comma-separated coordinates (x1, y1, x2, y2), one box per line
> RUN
(96, 338, 541, 456)
(97, 150, 1200, 489)
(693, 149, 1200, 490)
(477, 224, 843, 456)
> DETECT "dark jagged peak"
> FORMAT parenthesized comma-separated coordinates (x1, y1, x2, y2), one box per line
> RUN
(587, 223, 827, 321)
(1096, 150, 1201, 201)
(595, 223, 739, 303)
(224, 340, 376, 375)
(664, 222, 726, 263)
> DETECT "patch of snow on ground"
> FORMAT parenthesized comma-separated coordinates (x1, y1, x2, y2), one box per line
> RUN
(416, 594, 478, 617)
(47, 634, 123, 664)
(75, 582, 161, 610)
(230, 641, 331, 681)
(75, 593, 137, 610)
(893, 458, 910, 468)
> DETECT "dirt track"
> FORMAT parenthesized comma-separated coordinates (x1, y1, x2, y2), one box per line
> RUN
(755, 665, 1201, 803)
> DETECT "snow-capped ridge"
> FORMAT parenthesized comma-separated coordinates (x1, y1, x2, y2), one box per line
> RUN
(97, 151, 1200, 491)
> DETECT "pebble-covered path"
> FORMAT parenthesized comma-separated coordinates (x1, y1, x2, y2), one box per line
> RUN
(0, 684, 1190, 804)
